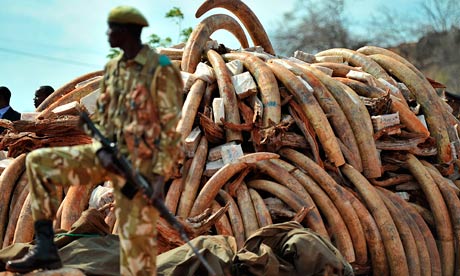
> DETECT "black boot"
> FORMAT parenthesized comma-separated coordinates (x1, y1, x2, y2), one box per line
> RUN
(5, 219, 62, 273)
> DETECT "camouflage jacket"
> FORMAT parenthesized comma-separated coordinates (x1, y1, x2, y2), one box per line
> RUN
(95, 45, 183, 180)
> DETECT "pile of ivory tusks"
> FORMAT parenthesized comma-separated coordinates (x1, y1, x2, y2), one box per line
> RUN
(1, 0, 460, 275)
(164, 1, 460, 275)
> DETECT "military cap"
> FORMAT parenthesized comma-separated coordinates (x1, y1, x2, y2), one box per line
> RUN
(108, 6, 149, 27)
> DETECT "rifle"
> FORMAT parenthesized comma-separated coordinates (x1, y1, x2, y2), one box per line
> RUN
(80, 111, 216, 276)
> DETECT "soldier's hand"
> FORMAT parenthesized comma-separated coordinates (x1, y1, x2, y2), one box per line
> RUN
(150, 174, 165, 200)
(140, 174, 165, 204)
(96, 146, 124, 176)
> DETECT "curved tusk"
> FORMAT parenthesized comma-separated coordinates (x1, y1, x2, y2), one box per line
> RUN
(357, 46, 426, 80)
(189, 152, 278, 216)
(296, 64, 382, 178)
(36, 70, 103, 112)
(248, 188, 272, 228)
(316, 48, 396, 86)
(370, 54, 451, 165)
(223, 52, 281, 127)
(267, 60, 345, 167)
(0, 153, 26, 246)
(195, 0, 275, 55)
(181, 14, 249, 73)
(207, 50, 243, 142)
(218, 189, 246, 248)
(176, 136, 208, 218)
(341, 163, 410, 276)
(37, 76, 102, 120)
(406, 154, 455, 276)
(281, 59, 362, 171)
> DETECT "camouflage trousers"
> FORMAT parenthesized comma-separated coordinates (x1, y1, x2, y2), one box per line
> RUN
(26, 142, 159, 276)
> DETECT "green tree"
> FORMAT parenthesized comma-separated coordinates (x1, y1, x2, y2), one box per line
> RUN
(148, 6, 192, 48)
(106, 48, 120, 59)
(148, 34, 173, 48)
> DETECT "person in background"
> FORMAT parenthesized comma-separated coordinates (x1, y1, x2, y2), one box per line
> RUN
(0, 86, 21, 121)
(34, 85, 55, 109)
(0, 86, 21, 133)
(5, 5, 183, 275)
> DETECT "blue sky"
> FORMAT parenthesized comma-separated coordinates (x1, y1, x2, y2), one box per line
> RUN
(0, 0, 417, 113)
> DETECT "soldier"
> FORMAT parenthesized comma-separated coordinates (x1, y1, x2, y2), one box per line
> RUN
(6, 5, 183, 275)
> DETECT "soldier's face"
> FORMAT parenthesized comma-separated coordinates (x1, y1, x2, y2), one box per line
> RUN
(107, 23, 125, 48)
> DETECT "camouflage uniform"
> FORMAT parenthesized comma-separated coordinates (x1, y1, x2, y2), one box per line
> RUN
(27, 45, 183, 276)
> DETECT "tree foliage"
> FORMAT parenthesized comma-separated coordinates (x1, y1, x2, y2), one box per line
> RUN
(148, 34, 173, 48)
(149, 6, 191, 48)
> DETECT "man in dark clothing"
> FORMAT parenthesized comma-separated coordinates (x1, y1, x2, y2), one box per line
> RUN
(0, 86, 20, 121)
(34, 85, 54, 109)
(0, 86, 21, 133)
